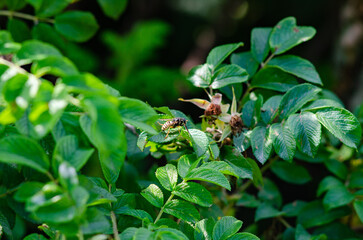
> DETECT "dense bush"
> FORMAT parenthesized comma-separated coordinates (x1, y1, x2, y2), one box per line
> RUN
(0, 1, 362, 240)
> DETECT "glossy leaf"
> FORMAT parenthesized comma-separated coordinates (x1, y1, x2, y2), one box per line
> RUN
(194, 218, 215, 240)
(251, 126, 273, 164)
(242, 94, 263, 128)
(230, 51, 259, 78)
(0, 135, 49, 173)
(315, 107, 361, 148)
(270, 123, 296, 162)
(287, 112, 321, 157)
(267, 55, 322, 85)
(55, 11, 99, 42)
(261, 95, 282, 124)
(251, 27, 272, 63)
(199, 161, 239, 178)
(173, 182, 213, 207)
(279, 83, 321, 120)
(118, 96, 158, 134)
(269, 17, 316, 55)
(0, 31, 21, 54)
(251, 67, 298, 92)
(97, 0, 127, 19)
(177, 154, 201, 178)
(227, 233, 260, 240)
(271, 161, 311, 184)
(31, 56, 78, 77)
(189, 129, 209, 157)
(322, 186, 354, 210)
(187, 64, 212, 88)
(155, 164, 178, 191)
(206, 42, 243, 69)
(221, 147, 253, 180)
(13, 40, 62, 65)
(210, 64, 248, 89)
(213, 216, 242, 240)
(163, 199, 200, 223)
(185, 168, 231, 190)
(141, 184, 164, 208)
(14, 182, 43, 202)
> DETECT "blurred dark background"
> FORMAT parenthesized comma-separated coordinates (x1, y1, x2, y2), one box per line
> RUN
(76, 0, 362, 112)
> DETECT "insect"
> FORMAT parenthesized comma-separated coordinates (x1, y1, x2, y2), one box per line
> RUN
(158, 117, 189, 139)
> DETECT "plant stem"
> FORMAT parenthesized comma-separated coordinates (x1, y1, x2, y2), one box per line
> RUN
(109, 184, 120, 240)
(260, 53, 275, 68)
(237, 86, 252, 112)
(154, 193, 174, 224)
(277, 216, 292, 228)
(0, 10, 54, 23)
(46, 171, 56, 182)
(0, 186, 20, 199)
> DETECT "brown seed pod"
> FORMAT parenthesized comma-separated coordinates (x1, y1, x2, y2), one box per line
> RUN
(204, 103, 222, 116)
(229, 114, 243, 135)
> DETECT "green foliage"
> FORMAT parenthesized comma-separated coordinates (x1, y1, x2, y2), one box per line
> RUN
(0, 6, 361, 240)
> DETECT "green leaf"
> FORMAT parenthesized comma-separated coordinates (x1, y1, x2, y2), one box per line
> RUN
(230, 51, 259, 78)
(251, 67, 298, 92)
(267, 55, 322, 85)
(141, 184, 164, 208)
(251, 126, 273, 164)
(323, 158, 348, 180)
(0, 135, 49, 173)
(58, 162, 78, 190)
(173, 182, 213, 207)
(31, 56, 78, 77)
(54, 11, 99, 42)
(13, 40, 62, 65)
(261, 95, 282, 124)
(255, 203, 282, 221)
(246, 158, 263, 187)
(0, 31, 21, 54)
(164, 199, 200, 223)
(31, 23, 66, 51)
(155, 228, 189, 240)
(297, 200, 351, 228)
(0, 212, 12, 239)
(7, 18, 31, 42)
(206, 42, 243, 69)
(323, 186, 354, 211)
(315, 107, 361, 148)
(27, 0, 71, 17)
(189, 129, 209, 157)
(317, 176, 343, 197)
(6, 0, 27, 10)
(185, 168, 231, 190)
(194, 218, 215, 240)
(210, 64, 248, 89)
(187, 64, 213, 88)
(118, 97, 158, 134)
(23, 234, 48, 240)
(97, 0, 127, 19)
(62, 73, 109, 94)
(279, 83, 321, 120)
(227, 232, 260, 240)
(221, 147, 253, 180)
(236, 193, 260, 208)
(270, 123, 296, 162)
(80, 98, 127, 183)
(348, 170, 363, 188)
(14, 182, 43, 202)
(116, 208, 153, 223)
(271, 161, 311, 184)
(233, 131, 251, 153)
(251, 27, 272, 63)
(269, 17, 316, 55)
(81, 208, 111, 235)
(295, 224, 311, 240)
(242, 94, 263, 128)
(258, 178, 282, 208)
(287, 112, 321, 157)
(282, 201, 307, 217)
(212, 216, 242, 240)
(302, 99, 344, 111)
(155, 164, 178, 191)
(79, 176, 116, 206)
(52, 135, 94, 171)
(199, 161, 239, 178)
(354, 200, 363, 223)
(177, 154, 201, 178)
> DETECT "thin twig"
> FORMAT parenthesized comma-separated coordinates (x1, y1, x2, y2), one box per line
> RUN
(109, 184, 120, 240)
(154, 193, 174, 224)
(0, 10, 54, 23)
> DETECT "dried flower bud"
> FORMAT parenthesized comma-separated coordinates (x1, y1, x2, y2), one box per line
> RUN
(229, 114, 243, 135)
(204, 103, 222, 116)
